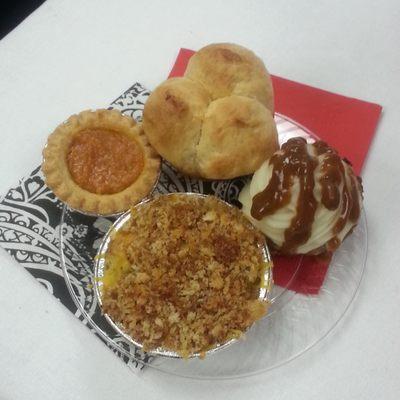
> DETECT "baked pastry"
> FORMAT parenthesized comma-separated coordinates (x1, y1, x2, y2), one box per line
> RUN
(143, 78, 210, 177)
(143, 43, 278, 179)
(42, 109, 160, 215)
(100, 193, 271, 358)
(198, 95, 277, 179)
(239, 137, 363, 255)
(185, 43, 274, 113)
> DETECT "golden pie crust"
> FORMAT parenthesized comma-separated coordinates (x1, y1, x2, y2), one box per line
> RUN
(42, 109, 161, 215)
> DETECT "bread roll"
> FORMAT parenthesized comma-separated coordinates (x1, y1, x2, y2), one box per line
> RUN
(142, 43, 278, 179)
(143, 78, 210, 176)
(185, 43, 274, 113)
(198, 96, 278, 179)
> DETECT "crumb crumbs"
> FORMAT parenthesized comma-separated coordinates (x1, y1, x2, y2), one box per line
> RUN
(101, 194, 269, 357)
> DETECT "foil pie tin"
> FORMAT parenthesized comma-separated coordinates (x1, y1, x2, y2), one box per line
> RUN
(94, 193, 273, 359)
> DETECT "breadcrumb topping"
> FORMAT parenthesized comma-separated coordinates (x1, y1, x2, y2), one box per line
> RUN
(101, 194, 270, 358)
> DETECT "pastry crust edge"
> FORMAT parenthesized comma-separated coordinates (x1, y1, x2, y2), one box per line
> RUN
(42, 109, 161, 215)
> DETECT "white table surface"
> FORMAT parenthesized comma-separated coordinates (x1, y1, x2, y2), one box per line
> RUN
(1, 0, 399, 398)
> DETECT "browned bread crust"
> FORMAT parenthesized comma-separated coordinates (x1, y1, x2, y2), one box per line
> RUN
(143, 43, 278, 179)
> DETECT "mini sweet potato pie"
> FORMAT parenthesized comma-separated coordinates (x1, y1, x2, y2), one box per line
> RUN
(42, 109, 161, 215)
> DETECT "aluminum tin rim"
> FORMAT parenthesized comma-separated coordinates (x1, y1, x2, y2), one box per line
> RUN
(94, 192, 273, 359)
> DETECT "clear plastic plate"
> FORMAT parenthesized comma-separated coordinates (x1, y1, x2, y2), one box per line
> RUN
(59, 114, 367, 379)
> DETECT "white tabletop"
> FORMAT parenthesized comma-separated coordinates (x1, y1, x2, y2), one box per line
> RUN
(1, 0, 399, 398)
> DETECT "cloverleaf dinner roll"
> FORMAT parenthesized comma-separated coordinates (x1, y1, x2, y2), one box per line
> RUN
(143, 43, 279, 179)
(185, 43, 275, 113)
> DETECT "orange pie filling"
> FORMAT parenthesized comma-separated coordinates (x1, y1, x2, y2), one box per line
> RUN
(67, 129, 144, 194)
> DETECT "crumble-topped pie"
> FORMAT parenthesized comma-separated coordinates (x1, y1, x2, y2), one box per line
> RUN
(42, 109, 160, 215)
(99, 193, 272, 358)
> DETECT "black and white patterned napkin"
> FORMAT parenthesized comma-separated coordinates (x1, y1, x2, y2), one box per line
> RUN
(0, 83, 248, 371)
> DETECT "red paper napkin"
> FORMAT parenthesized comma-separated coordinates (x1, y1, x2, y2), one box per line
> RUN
(169, 48, 382, 294)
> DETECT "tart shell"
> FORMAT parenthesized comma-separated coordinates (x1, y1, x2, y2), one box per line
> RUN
(42, 109, 161, 215)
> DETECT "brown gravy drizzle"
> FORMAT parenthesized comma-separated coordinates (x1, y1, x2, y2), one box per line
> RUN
(314, 141, 361, 237)
(251, 138, 361, 253)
